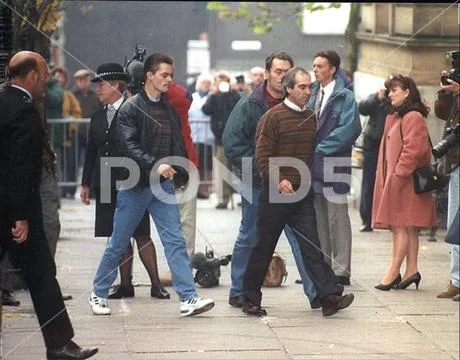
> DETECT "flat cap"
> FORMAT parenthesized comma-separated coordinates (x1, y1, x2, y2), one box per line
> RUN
(73, 69, 92, 78)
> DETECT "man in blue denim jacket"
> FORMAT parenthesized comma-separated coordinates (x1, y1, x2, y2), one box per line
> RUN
(308, 50, 361, 286)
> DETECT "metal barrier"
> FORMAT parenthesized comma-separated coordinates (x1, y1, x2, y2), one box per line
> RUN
(46, 118, 216, 190)
(47, 118, 90, 194)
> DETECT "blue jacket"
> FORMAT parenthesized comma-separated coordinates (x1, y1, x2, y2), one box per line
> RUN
(222, 81, 269, 188)
(308, 76, 361, 195)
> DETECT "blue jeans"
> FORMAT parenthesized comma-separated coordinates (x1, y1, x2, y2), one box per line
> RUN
(93, 180, 197, 301)
(448, 166, 459, 288)
(229, 185, 318, 301)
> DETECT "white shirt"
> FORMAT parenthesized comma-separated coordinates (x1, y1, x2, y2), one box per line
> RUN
(319, 79, 336, 115)
(11, 84, 32, 101)
(188, 91, 214, 145)
(110, 96, 124, 110)
(284, 98, 307, 112)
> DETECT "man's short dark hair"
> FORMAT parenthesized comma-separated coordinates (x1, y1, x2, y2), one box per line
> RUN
(282, 67, 309, 95)
(314, 50, 341, 76)
(7, 57, 38, 80)
(143, 53, 174, 80)
(265, 52, 294, 72)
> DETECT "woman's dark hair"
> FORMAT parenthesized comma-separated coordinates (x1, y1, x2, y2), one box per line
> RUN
(143, 53, 173, 80)
(385, 74, 429, 118)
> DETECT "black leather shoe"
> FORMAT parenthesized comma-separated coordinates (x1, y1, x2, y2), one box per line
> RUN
(2, 290, 20, 306)
(321, 293, 355, 317)
(336, 276, 351, 286)
(396, 272, 422, 290)
(360, 225, 373, 232)
(295, 279, 303, 284)
(228, 295, 244, 308)
(242, 301, 267, 316)
(108, 284, 134, 299)
(62, 294, 73, 301)
(47, 340, 98, 360)
(309, 298, 322, 309)
(375, 274, 401, 291)
(151, 285, 170, 299)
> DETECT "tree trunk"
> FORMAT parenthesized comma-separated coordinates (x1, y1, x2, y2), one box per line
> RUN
(344, 3, 360, 75)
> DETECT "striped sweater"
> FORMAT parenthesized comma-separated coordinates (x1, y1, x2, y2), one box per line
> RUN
(255, 101, 316, 189)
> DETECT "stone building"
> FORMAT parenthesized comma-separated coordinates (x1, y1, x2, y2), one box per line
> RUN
(354, 3, 459, 143)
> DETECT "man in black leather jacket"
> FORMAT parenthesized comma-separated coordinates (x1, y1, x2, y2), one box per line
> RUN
(89, 53, 214, 317)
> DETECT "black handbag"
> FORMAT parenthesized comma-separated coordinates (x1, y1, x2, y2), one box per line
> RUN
(413, 163, 450, 194)
(399, 120, 450, 194)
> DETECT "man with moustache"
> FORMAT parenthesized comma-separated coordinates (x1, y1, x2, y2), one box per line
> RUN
(223, 52, 319, 310)
(242, 67, 354, 316)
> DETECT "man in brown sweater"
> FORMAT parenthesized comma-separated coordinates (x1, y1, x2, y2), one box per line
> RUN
(242, 67, 355, 317)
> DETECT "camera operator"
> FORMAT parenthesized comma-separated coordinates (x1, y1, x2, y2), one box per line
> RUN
(434, 72, 460, 302)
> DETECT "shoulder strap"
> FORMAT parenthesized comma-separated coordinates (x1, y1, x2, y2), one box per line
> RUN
(399, 116, 433, 148)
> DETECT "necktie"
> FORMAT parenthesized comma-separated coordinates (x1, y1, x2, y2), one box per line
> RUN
(106, 105, 116, 128)
(315, 88, 325, 115)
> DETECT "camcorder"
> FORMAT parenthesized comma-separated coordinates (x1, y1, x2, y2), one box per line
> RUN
(191, 248, 231, 288)
(432, 124, 459, 160)
(440, 50, 460, 85)
(125, 44, 146, 95)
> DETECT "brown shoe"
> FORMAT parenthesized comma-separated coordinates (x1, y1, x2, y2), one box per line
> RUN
(436, 282, 460, 298)
(321, 293, 355, 317)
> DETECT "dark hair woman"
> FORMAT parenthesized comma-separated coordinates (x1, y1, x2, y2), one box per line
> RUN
(372, 74, 437, 291)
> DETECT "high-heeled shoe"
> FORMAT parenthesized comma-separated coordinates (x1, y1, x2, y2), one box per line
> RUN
(396, 272, 421, 290)
(375, 274, 402, 291)
(151, 285, 170, 299)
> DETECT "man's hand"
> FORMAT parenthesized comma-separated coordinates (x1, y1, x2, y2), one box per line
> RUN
(80, 185, 91, 205)
(278, 179, 294, 194)
(440, 77, 460, 95)
(157, 164, 177, 180)
(11, 220, 29, 243)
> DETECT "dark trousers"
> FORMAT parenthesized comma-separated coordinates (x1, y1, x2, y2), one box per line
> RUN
(0, 193, 73, 349)
(243, 186, 342, 306)
(359, 146, 378, 227)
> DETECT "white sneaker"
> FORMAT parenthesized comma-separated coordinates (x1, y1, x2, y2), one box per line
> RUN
(89, 291, 111, 315)
(180, 297, 215, 317)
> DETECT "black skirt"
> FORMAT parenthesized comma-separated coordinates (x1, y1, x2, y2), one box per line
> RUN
(94, 188, 150, 237)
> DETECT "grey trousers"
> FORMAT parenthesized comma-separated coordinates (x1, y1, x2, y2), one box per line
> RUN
(176, 190, 197, 257)
(213, 145, 232, 205)
(40, 167, 61, 258)
(314, 193, 352, 277)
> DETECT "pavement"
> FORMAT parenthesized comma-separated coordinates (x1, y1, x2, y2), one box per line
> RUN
(0, 193, 459, 360)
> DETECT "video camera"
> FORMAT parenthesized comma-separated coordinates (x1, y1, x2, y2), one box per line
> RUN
(190, 248, 231, 288)
(125, 44, 146, 95)
(432, 124, 459, 160)
(440, 50, 460, 85)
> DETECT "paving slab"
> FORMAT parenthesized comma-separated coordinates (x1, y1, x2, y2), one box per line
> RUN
(1, 197, 458, 360)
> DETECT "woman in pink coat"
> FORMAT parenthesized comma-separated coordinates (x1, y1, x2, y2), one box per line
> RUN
(372, 74, 437, 291)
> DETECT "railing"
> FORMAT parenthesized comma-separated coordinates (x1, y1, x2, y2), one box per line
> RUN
(46, 118, 215, 191)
